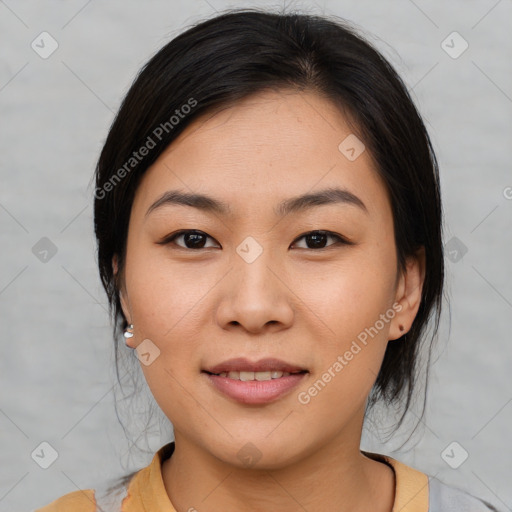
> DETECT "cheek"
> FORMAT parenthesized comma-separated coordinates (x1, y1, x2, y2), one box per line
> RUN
(126, 249, 205, 425)
(124, 246, 209, 407)
(126, 245, 213, 338)
(297, 250, 397, 345)
(293, 246, 397, 401)
(292, 256, 396, 430)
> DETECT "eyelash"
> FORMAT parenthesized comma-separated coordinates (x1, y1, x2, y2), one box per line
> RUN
(157, 229, 354, 251)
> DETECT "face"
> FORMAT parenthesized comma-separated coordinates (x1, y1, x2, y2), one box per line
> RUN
(115, 89, 424, 469)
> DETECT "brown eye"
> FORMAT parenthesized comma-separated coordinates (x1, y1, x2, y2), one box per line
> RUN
(160, 230, 220, 250)
(159, 229, 352, 251)
(291, 230, 351, 250)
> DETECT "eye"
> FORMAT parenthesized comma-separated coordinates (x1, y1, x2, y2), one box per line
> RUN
(291, 230, 352, 250)
(158, 230, 220, 250)
(158, 229, 352, 251)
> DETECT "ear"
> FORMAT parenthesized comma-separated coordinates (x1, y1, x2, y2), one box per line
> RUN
(112, 254, 131, 325)
(388, 247, 426, 341)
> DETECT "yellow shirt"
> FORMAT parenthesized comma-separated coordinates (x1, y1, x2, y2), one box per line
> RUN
(34, 442, 493, 512)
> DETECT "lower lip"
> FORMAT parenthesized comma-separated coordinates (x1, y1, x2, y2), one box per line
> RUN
(203, 372, 308, 404)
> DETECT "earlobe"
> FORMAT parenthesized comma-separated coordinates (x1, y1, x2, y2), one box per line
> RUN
(389, 247, 426, 341)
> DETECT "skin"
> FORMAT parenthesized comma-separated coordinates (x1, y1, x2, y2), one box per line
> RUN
(113, 89, 425, 512)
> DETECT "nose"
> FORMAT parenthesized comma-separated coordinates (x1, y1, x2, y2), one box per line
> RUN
(215, 246, 294, 334)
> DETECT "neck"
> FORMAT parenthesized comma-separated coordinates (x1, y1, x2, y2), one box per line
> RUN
(161, 424, 395, 512)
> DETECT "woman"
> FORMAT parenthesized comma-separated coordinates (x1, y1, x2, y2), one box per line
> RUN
(37, 8, 499, 512)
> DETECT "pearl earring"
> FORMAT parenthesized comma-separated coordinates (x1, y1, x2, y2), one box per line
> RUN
(123, 324, 134, 344)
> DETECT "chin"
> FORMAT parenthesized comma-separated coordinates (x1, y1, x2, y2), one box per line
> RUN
(206, 435, 305, 471)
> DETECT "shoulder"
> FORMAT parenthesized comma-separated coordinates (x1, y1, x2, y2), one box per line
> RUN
(364, 451, 502, 512)
(33, 489, 97, 512)
(32, 443, 173, 512)
(33, 476, 132, 512)
(428, 477, 500, 512)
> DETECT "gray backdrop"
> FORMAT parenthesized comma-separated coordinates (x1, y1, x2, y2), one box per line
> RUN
(1, 1, 511, 511)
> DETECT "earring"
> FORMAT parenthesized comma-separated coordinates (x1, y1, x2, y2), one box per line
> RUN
(123, 324, 134, 346)
(399, 324, 405, 333)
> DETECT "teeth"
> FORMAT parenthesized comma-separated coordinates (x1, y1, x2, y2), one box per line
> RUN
(240, 371, 258, 381)
(255, 371, 272, 381)
(217, 370, 293, 381)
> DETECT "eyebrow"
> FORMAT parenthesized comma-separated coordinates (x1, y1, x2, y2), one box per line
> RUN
(145, 186, 368, 219)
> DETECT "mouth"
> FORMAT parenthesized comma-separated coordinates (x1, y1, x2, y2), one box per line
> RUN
(201, 357, 309, 404)
(202, 356, 308, 376)
(202, 369, 308, 381)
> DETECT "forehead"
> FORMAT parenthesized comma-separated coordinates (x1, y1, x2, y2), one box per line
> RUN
(132, 89, 390, 220)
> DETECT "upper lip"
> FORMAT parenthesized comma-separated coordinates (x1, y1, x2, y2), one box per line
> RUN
(203, 357, 308, 374)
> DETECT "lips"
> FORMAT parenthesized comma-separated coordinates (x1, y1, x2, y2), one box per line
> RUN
(202, 357, 308, 375)
(202, 358, 309, 404)
(203, 371, 308, 404)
